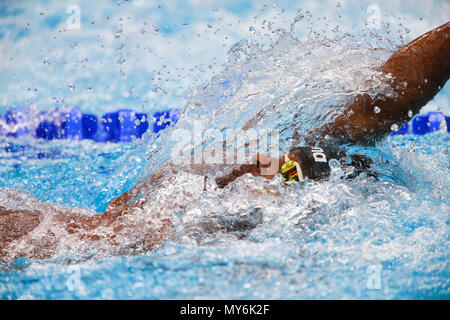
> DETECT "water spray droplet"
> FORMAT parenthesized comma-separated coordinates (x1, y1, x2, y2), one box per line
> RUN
(391, 124, 399, 132)
(328, 158, 341, 169)
(374, 106, 381, 114)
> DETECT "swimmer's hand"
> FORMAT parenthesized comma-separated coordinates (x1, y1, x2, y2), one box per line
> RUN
(215, 154, 284, 188)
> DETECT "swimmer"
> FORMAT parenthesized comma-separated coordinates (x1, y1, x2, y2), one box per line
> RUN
(0, 21, 449, 261)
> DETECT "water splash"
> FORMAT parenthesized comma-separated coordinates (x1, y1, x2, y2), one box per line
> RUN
(0, 12, 448, 299)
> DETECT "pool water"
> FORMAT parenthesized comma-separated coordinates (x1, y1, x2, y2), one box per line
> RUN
(0, 10, 449, 299)
(0, 133, 449, 299)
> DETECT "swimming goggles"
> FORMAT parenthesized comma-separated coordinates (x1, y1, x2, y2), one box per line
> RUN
(280, 153, 303, 182)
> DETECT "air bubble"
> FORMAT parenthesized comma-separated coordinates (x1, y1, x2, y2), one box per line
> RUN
(68, 83, 75, 91)
(328, 158, 341, 169)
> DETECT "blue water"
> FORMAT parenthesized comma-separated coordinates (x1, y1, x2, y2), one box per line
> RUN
(0, 2, 449, 300)
(0, 131, 449, 299)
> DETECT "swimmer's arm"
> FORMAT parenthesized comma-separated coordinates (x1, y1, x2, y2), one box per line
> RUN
(215, 153, 285, 188)
(307, 21, 450, 144)
(103, 161, 179, 217)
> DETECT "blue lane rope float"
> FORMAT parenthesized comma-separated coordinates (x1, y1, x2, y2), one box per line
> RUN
(0, 107, 180, 142)
(0, 108, 448, 141)
(390, 111, 449, 136)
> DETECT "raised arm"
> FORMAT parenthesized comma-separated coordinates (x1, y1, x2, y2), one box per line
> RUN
(217, 21, 450, 187)
(309, 21, 450, 144)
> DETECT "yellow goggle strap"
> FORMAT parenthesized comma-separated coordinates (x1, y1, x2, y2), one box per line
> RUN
(281, 153, 304, 182)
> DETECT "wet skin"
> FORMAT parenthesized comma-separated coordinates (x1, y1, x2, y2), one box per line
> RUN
(0, 21, 449, 261)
